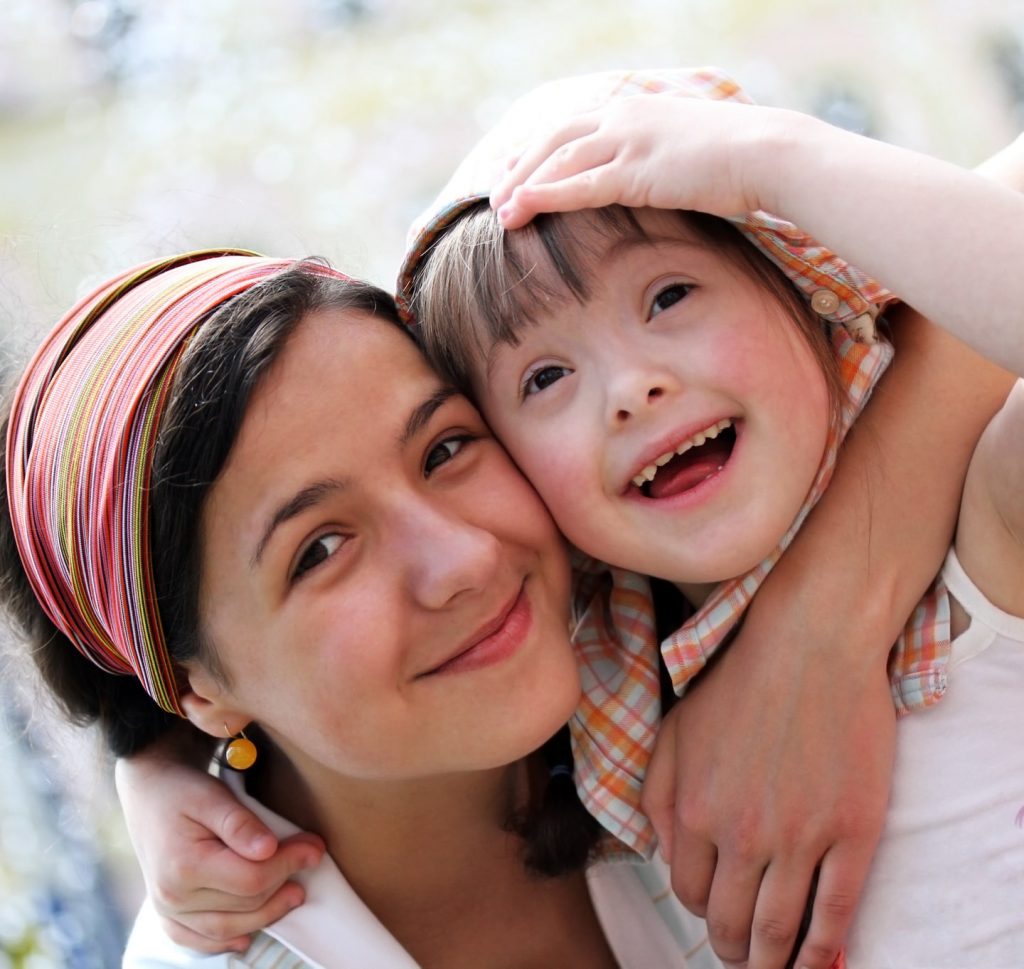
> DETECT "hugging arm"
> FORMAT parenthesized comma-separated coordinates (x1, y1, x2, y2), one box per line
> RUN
(115, 724, 324, 951)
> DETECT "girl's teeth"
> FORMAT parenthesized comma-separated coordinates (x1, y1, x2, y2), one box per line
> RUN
(632, 464, 660, 487)
(631, 418, 734, 491)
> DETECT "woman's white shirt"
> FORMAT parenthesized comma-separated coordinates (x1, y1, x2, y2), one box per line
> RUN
(124, 771, 722, 969)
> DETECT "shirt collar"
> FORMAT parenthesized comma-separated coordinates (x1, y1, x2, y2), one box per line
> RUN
(222, 770, 420, 969)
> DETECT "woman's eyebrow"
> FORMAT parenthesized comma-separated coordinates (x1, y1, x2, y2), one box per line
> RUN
(249, 388, 459, 569)
(400, 386, 459, 445)
(251, 478, 349, 569)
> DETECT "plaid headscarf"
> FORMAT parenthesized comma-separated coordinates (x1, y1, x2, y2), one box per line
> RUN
(5, 250, 349, 715)
(397, 68, 951, 855)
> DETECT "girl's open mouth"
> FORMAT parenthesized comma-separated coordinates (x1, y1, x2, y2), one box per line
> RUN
(634, 419, 737, 500)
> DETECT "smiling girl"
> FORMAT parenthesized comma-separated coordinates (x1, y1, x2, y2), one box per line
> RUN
(399, 79, 1024, 967)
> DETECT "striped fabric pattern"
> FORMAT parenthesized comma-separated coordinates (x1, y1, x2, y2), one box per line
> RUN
(5, 251, 347, 714)
(396, 66, 953, 857)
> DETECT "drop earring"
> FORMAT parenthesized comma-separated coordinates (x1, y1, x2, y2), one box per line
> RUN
(223, 724, 258, 771)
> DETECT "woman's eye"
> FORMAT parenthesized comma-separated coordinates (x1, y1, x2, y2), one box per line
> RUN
(650, 283, 692, 318)
(424, 434, 473, 476)
(293, 533, 345, 580)
(523, 365, 571, 397)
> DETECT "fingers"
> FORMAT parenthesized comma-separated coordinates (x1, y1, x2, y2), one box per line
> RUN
(202, 832, 323, 904)
(745, 860, 816, 969)
(703, 855, 766, 965)
(667, 828, 717, 917)
(789, 846, 870, 969)
(205, 795, 281, 861)
(158, 918, 251, 955)
(640, 718, 678, 862)
(496, 170, 621, 230)
(150, 829, 323, 922)
(489, 115, 602, 211)
(159, 881, 306, 951)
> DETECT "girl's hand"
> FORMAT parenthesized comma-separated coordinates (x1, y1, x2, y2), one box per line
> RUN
(115, 737, 325, 952)
(489, 95, 798, 229)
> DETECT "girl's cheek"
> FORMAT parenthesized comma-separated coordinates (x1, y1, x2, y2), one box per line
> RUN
(525, 451, 592, 522)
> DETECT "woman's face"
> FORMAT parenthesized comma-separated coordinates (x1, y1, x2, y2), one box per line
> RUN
(190, 309, 579, 781)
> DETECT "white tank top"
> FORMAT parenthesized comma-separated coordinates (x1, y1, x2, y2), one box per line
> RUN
(845, 547, 1024, 968)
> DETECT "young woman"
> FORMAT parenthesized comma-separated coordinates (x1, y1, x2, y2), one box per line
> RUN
(1, 251, 722, 967)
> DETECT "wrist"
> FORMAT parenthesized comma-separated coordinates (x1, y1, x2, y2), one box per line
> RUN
(741, 107, 831, 217)
(750, 544, 899, 667)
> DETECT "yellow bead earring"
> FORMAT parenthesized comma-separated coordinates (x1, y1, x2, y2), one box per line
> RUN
(223, 724, 258, 771)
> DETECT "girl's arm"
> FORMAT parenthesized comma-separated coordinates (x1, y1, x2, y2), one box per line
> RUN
(115, 726, 324, 951)
(492, 95, 1024, 375)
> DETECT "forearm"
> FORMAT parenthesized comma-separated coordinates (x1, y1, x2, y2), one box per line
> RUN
(756, 305, 1013, 660)
(753, 111, 1024, 373)
(115, 720, 215, 791)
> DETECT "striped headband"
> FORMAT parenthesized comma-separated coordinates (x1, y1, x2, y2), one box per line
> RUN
(5, 250, 348, 715)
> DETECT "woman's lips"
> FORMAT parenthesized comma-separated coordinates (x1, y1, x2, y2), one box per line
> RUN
(420, 584, 532, 677)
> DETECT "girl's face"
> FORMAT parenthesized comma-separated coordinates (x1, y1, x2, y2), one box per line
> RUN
(190, 310, 578, 780)
(475, 209, 830, 595)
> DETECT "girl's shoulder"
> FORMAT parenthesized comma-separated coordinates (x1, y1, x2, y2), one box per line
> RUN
(952, 378, 1024, 620)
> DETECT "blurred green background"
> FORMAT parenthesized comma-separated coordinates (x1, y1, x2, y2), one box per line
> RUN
(1, 0, 1023, 964)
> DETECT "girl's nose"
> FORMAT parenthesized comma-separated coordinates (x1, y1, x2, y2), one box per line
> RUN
(606, 366, 678, 427)
(397, 499, 502, 610)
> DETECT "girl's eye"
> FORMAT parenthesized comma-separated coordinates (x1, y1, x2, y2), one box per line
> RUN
(293, 533, 345, 581)
(650, 282, 693, 318)
(523, 365, 572, 398)
(424, 434, 474, 476)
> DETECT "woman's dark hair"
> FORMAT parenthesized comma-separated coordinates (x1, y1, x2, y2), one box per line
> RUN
(512, 725, 603, 877)
(1, 259, 599, 877)
(0, 262, 405, 757)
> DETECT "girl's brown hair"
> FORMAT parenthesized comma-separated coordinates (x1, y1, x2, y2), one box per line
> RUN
(407, 202, 845, 430)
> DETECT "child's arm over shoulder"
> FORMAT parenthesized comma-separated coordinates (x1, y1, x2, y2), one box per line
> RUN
(759, 113, 1024, 377)
(116, 726, 324, 952)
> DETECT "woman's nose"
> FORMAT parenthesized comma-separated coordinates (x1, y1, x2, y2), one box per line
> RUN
(397, 500, 502, 610)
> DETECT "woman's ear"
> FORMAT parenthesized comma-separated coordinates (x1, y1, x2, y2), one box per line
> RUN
(179, 663, 251, 740)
